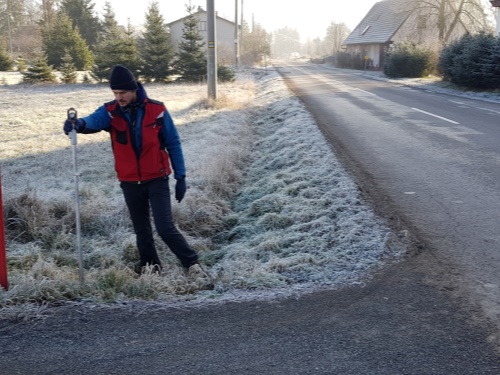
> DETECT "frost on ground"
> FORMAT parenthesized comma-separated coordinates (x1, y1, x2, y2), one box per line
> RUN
(0, 68, 405, 314)
(211, 70, 400, 294)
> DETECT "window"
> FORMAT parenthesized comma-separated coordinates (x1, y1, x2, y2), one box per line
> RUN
(199, 21, 207, 31)
(361, 26, 371, 35)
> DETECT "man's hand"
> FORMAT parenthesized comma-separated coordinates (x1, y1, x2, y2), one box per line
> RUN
(175, 177, 187, 203)
(63, 118, 86, 135)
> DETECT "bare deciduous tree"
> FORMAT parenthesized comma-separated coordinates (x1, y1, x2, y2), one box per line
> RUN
(398, 0, 492, 44)
(324, 22, 351, 55)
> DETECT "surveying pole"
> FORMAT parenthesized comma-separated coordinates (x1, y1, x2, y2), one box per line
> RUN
(67, 108, 84, 284)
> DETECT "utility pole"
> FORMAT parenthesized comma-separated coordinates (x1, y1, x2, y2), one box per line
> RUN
(492, 1, 500, 36)
(207, 0, 217, 100)
(240, 0, 245, 47)
(234, 0, 239, 68)
(240, 0, 244, 58)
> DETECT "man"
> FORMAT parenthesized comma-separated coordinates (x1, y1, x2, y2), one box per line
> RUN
(64, 64, 202, 276)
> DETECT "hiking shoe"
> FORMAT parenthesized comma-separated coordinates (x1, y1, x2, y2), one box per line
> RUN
(134, 262, 162, 276)
(134, 261, 143, 275)
(185, 263, 211, 278)
(185, 263, 214, 289)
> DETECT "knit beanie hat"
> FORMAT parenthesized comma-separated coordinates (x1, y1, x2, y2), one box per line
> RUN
(109, 65, 138, 90)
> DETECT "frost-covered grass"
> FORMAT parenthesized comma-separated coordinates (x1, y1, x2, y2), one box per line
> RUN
(0, 68, 405, 317)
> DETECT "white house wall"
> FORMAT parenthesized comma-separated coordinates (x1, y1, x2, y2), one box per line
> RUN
(169, 12, 237, 64)
(345, 44, 382, 68)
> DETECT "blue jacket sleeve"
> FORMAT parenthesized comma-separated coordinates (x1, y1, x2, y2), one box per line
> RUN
(81, 106, 112, 132)
(160, 109, 186, 180)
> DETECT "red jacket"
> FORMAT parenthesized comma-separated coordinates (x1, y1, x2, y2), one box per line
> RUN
(105, 99, 172, 183)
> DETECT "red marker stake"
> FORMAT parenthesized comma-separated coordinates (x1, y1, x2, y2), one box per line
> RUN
(0, 166, 8, 291)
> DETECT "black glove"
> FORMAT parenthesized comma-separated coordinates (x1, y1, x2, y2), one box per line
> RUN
(175, 177, 187, 203)
(64, 118, 86, 135)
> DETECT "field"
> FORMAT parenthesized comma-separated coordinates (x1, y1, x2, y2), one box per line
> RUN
(0, 68, 405, 317)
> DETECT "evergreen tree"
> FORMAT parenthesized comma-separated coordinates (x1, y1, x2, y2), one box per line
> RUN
(22, 53, 56, 83)
(92, 2, 139, 82)
(439, 32, 500, 90)
(59, 50, 78, 83)
(17, 57, 26, 72)
(42, 13, 93, 70)
(173, 5, 206, 82)
(0, 44, 13, 70)
(60, 0, 101, 49)
(481, 38, 500, 89)
(384, 41, 433, 78)
(217, 64, 235, 82)
(122, 21, 140, 74)
(140, 1, 174, 82)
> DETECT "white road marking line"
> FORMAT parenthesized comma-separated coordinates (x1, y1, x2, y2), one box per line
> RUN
(354, 88, 377, 96)
(411, 108, 460, 124)
(295, 67, 378, 97)
(449, 100, 500, 115)
(477, 107, 500, 115)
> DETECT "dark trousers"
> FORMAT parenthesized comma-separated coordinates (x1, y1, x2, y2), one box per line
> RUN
(120, 177, 198, 268)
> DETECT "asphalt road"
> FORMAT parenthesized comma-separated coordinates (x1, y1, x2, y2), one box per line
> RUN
(0, 253, 499, 375)
(277, 63, 500, 334)
(1, 66, 500, 374)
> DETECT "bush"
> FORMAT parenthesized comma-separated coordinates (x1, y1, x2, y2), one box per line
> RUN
(335, 51, 365, 70)
(217, 64, 235, 82)
(384, 41, 433, 78)
(4, 192, 74, 249)
(438, 32, 500, 90)
(0, 47, 13, 71)
(310, 57, 326, 64)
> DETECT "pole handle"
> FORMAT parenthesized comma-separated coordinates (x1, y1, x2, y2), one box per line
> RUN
(67, 107, 78, 122)
(67, 107, 78, 145)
